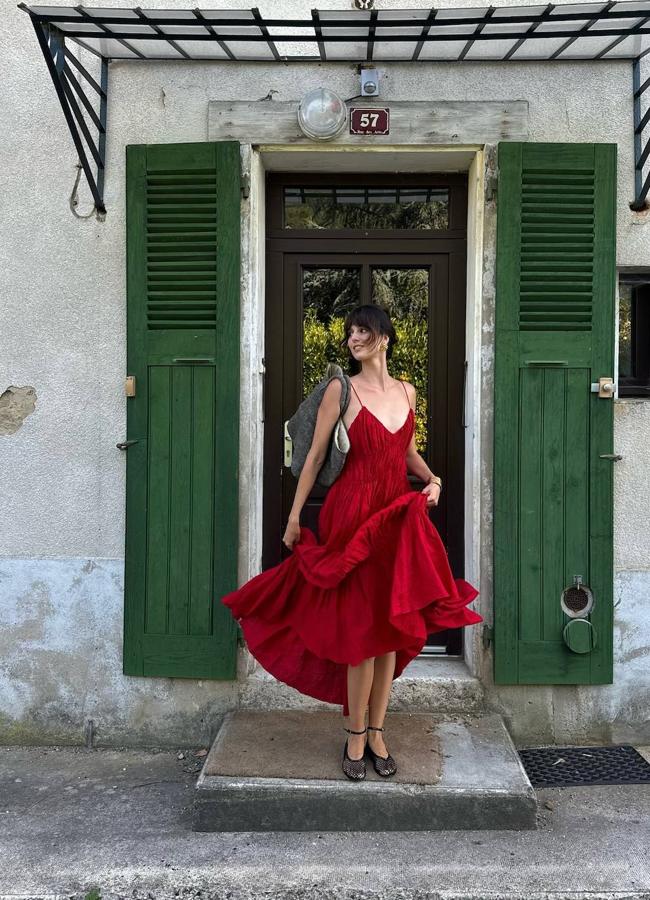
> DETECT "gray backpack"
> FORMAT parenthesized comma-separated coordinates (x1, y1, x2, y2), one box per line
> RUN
(285, 362, 352, 487)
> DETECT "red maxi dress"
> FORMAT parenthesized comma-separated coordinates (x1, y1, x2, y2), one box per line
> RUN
(219, 379, 483, 716)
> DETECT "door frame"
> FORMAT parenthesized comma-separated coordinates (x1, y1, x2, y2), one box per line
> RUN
(238, 144, 487, 675)
(263, 166, 474, 659)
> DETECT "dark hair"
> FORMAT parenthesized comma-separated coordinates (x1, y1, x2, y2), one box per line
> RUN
(339, 304, 398, 375)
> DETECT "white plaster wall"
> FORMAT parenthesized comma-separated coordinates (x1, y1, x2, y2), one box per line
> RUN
(2, 0, 648, 559)
(1, 0, 649, 745)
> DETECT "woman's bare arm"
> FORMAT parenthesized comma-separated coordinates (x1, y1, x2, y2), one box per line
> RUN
(403, 382, 431, 481)
(288, 378, 343, 523)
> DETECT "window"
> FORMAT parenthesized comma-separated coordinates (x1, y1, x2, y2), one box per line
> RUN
(618, 273, 650, 398)
(282, 185, 449, 231)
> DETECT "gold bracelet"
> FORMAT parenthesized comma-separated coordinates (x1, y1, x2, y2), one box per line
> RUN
(427, 474, 442, 488)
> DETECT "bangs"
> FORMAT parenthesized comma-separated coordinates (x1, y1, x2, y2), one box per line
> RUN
(345, 308, 381, 338)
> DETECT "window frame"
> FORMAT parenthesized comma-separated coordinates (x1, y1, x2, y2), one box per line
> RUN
(618, 269, 650, 399)
(265, 172, 468, 242)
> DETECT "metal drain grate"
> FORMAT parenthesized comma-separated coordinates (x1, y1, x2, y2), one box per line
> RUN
(517, 744, 650, 788)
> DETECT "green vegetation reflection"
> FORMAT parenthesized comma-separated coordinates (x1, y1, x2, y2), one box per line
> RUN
(302, 267, 429, 455)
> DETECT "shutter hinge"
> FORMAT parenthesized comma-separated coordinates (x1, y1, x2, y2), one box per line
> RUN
(482, 625, 494, 649)
(485, 173, 497, 202)
(241, 173, 250, 199)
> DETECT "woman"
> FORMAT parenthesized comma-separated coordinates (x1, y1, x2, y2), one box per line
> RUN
(219, 304, 482, 781)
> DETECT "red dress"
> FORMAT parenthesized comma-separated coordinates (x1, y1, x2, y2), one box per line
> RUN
(219, 379, 482, 716)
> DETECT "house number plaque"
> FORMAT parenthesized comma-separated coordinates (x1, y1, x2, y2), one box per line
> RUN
(350, 107, 390, 135)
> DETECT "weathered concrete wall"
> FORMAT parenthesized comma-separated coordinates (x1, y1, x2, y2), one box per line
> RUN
(0, 559, 240, 746)
(1, 0, 649, 747)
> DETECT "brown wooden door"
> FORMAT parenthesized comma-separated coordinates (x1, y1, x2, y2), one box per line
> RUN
(264, 173, 468, 655)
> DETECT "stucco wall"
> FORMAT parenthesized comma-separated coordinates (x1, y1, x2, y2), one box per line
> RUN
(1, 0, 649, 747)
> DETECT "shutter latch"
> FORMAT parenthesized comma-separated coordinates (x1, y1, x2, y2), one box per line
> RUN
(590, 377, 615, 398)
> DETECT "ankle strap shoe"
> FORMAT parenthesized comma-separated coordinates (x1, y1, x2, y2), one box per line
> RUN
(342, 726, 367, 781)
(365, 725, 397, 776)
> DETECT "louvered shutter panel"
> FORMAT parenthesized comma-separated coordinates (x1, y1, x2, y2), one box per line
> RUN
(123, 142, 240, 679)
(493, 142, 616, 685)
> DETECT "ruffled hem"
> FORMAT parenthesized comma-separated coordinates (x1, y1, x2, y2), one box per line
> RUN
(219, 490, 482, 716)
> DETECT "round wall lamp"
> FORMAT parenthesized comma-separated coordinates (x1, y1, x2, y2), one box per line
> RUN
(297, 88, 347, 141)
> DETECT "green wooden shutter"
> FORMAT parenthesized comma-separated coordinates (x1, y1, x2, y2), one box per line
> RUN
(123, 141, 240, 679)
(494, 142, 616, 685)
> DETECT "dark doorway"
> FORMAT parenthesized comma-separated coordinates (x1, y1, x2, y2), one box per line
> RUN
(264, 172, 468, 656)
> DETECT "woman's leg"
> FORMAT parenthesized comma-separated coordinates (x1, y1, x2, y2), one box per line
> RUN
(346, 657, 375, 758)
(367, 650, 396, 756)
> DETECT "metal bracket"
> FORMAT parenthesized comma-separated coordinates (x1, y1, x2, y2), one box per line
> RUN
(482, 625, 494, 649)
(632, 56, 650, 211)
(19, 9, 108, 214)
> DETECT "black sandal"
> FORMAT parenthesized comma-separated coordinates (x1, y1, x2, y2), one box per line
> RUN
(365, 725, 397, 776)
(342, 726, 367, 780)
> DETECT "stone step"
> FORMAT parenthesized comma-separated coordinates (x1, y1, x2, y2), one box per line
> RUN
(193, 709, 538, 832)
(239, 657, 487, 715)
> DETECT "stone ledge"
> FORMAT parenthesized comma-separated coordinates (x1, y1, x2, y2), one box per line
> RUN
(193, 710, 537, 831)
(238, 657, 486, 714)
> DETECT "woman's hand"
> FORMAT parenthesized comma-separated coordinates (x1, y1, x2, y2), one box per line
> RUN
(282, 516, 302, 550)
(421, 482, 441, 507)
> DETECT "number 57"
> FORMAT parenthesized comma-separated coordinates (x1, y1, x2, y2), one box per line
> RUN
(359, 113, 379, 128)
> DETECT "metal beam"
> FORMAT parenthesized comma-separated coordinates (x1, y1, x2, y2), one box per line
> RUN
(19, 7, 650, 30)
(311, 9, 326, 62)
(632, 56, 650, 209)
(191, 7, 236, 60)
(17, 25, 650, 45)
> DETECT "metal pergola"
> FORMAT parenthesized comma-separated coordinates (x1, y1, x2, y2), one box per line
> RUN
(18, 3, 650, 214)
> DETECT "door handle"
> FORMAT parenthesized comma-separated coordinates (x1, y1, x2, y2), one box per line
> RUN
(283, 420, 292, 467)
(599, 453, 623, 461)
(116, 440, 139, 450)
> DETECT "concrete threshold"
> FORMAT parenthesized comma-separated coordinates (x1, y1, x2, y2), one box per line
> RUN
(239, 657, 486, 714)
(193, 709, 537, 832)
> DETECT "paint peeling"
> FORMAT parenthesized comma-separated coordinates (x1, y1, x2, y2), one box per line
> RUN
(0, 386, 37, 435)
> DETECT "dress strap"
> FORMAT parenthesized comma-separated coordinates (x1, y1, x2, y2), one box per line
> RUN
(398, 379, 411, 413)
(350, 379, 409, 409)
(349, 382, 364, 407)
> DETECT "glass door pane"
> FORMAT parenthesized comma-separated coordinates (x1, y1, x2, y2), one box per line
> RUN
(302, 267, 361, 398)
(371, 267, 430, 458)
